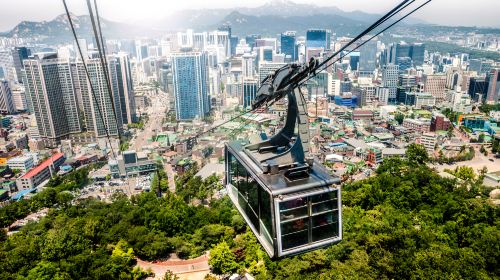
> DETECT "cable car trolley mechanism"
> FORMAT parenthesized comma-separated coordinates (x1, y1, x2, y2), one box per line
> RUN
(223, 0, 432, 258)
(225, 62, 342, 258)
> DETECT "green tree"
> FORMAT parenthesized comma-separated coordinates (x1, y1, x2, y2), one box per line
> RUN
(478, 133, 486, 143)
(394, 112, 405, 125)
(480, 145, 487, 155)
(209, 241, 239, 275)
(163, 270, 179, 280)
(405, 143, 429, 165)
(454, 166, 476, 181)
(447, 125, 454, 138)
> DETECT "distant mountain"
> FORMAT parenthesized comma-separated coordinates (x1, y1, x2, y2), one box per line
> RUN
(4, 0, 481, 44)
(217, 11, 368, 37)
(1, 14, 158, 43)
(154, 0, 426, 36)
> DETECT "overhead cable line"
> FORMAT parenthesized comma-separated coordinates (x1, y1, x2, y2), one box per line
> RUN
(280, 0, 429, 91)
(299, 0, 432, 87)
(86, 0, 122, 141)
(61, 0, 117, 159)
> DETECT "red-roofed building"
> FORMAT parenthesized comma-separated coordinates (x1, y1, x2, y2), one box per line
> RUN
(16, 153, 65, 189)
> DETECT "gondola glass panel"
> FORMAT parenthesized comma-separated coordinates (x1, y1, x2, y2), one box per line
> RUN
(278, 190, 340, 253)
(226, 148, 341, 258)
(226, 151, 274, 252)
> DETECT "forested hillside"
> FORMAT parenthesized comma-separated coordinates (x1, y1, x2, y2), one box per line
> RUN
(0, 146, 498, 279)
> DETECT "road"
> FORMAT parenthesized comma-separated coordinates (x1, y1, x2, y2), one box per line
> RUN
(128, 90, 178, 191)
(164, 162, 176, 192)
(132, 91, 168, 151)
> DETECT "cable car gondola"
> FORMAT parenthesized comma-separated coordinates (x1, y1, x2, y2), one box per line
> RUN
(225, 64, 342, 258)
(224, 0, 432, 258)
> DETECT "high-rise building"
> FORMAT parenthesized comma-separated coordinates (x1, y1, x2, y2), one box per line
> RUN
(382, 64, 399, 103)
(230, 36, 239, 56)
(241, 54, 255, 78)
(376, 87, 390, 105)
(486, 69, 500, 104)
(11, 47, 31, 83)
(396, 57, 413, 73)
(305, 71, 329, 100)
(399, 74, 418, 89)
(468, 76, 489, 102)
(389, 42, 425, 67)
(110, 53, 136, 124)
(340, 79, 352, 94)
(11, 86, 28, 112)
(281, 31, 297, 62)
(242, 78, 258, 109)
(258, 62, 287, 86)
(306, 29, 331, 50)
(0, 80, 15, 114)
(259, 47, 274, 62)
(171, 51, 210, 120)
(245, 34, 261, 49)
(410, 43, 425, 66)
(358, 40, 377, 73)
(74, 56, 123, 138)
(354, 84, 377, 107)
(468, 59, 482, 73)
(422, 74, 446, 101)
(23, 53, 81, 147)
(480, 60, 494, 75)
(135, 40, 149, 62)
(349, 52, 360, 71)
(120, 39, 136, 58)
(0, 50, 17, 82)
(389, 42, 411, 64)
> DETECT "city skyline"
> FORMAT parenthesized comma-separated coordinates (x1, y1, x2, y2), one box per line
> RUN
(1, 0, 500, 32)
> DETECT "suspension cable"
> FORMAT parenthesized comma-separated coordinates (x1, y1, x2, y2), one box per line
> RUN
(61, 0, 116, 159)
(281, 0, 431, 92)
(86, 0, 122, 142)
(299, 0, 432, 87)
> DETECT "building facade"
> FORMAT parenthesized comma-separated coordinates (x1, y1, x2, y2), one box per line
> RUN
(171, 51, 210, 120)
(23, 53, 81, 147)
(74, 57, 123, 138)
(0, 80, 15, 114)
(423, 74, 446, 101)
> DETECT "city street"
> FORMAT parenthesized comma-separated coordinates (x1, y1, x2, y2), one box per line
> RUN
(132, 91, 168, 151)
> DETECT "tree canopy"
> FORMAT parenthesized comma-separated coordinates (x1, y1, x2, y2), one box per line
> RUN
(0, 156, 498, 279)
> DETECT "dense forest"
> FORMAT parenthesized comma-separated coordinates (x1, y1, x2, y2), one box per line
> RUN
(0, 145, 498, 279)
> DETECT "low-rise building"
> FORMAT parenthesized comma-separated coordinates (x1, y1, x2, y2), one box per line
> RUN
(420, 133, 438, 152)
(16, 153, 66, 189)
(403, 118, 431, 133)
(356, 147, 383, 165)
(109, 150, 156, 178)
(0, 150, 21, 165)
(352, 109, 374, 121)
(430, 113, 451, 132)
(7, 155, 34, 173)
(462, 115, 489, 130)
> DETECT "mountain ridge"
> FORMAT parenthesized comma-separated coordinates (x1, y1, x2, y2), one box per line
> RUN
(2, 1, 499, 43)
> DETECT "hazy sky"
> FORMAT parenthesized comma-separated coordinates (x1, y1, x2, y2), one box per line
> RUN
(0, 0, 499, 31)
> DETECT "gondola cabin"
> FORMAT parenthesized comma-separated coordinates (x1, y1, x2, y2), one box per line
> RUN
(225, 141, 342, 258)
(224, 66, 342, 258)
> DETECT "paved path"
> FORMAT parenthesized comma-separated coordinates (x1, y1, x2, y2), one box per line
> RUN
(136, 254, 209, 280)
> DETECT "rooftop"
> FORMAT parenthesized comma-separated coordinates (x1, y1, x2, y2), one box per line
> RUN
(195, 163, 225, 180)
(11, 188, 36, 201)
(20, 153, 64, 179)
